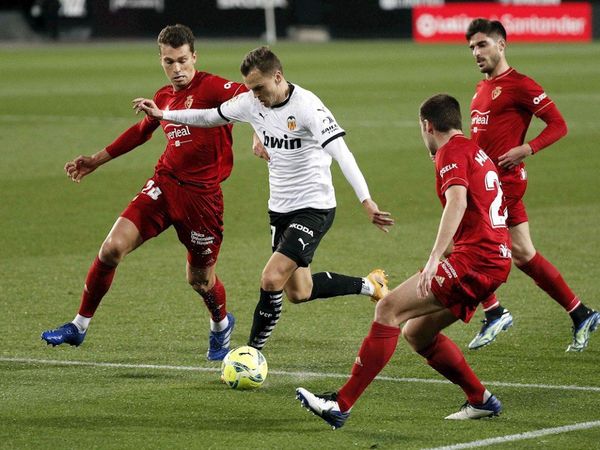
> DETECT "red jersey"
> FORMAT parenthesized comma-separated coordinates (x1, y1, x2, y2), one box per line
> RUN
(106, 71, 246, 189)
(435, 134, 511, 281)
(470, 68, 554, 181)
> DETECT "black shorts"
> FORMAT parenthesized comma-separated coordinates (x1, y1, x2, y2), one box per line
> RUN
(269, 208, 336, 267)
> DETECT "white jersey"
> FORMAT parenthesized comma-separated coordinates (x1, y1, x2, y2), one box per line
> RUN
(219, 84, 347, 213)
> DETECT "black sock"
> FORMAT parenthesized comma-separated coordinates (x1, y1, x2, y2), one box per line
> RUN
(248, 289, 283, 350)
(308, 272, 363, 301)
(485, 305, 505, 322)
(569, 304, 592, 327)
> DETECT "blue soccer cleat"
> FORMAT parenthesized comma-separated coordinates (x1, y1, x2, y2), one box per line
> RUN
(468, 310, 513, 350)
(445, 394, 502, 420)
(41, 323, 86, 347)
(207, 312, 235, 361)
(566, 310, 600, 352)
(296, 387, 350, 430)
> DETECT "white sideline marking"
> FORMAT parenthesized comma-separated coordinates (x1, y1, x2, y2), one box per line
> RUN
(1, 357, 600, 393)
(424, 420, 600, 450)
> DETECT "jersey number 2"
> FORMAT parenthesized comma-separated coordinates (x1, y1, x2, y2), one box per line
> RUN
(485, 171, 507, 228)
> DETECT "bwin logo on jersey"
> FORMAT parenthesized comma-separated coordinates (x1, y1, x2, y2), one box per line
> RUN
(262, 131, 301, 150)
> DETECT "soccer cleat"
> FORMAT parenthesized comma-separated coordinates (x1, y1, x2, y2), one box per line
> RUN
(566, 310, 600, 352)
(367, 269, 389, 303)
(207, 312, 235, 361)
(468, 310, 513, 350)
(296, 387, 350, 430)
(41, 322, 86, 347)
(445, 394, 502, 420)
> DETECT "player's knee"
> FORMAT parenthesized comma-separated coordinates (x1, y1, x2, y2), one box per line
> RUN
(511, 243, 535, 266)
(402, 323, 421, 350)
(285, 288, 311, 304)
(187, 274, 214, 294)
(374, 297, 397, 326)
(260, 271, 286, 292)
(99, 237, 128, 265)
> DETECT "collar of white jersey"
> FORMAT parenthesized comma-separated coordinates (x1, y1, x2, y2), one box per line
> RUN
(271, 83, 295, 109)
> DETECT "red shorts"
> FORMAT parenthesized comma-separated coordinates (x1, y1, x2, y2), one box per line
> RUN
(121, 173, 224, 268)
(501, 169, 528, 228)
(430, 254, 507, 323)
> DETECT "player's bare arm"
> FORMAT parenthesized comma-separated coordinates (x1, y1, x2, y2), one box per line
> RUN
(64, 149, 112, 183)
(497, 143, 533, 169)
(133, 98, 163, 120)
(417, 185, 467, 298)
(362, 198, 394, 233)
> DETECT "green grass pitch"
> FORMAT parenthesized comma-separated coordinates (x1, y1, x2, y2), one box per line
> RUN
(1, 40, 599, 449)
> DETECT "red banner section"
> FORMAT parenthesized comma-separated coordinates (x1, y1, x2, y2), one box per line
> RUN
(413, 3, 592, 42)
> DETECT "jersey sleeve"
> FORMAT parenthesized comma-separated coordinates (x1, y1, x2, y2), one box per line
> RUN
(302, 95, 346, 147)
(437, 146, 470, 195)
(517, 75, 554, 115)
(217, 91, 253, 124)
(105, 115, 160, 158)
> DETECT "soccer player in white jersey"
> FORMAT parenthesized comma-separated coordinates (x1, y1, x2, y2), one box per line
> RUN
(134, 46, 394, 350)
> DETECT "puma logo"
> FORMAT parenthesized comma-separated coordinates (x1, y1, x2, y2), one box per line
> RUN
(298, 238, 309, 251)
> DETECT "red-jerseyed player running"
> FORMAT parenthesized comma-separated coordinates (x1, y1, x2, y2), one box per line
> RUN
(465, 19, 599, 352)
(296, 94, 511, 429)
(41, 24, 247, 361)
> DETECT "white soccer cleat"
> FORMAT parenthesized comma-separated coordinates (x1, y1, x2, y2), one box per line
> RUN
(445, 394, 502, 420)
(367, 269, 389, 303)
(295, 387, 350, 430)
(468, 310, 513, 350)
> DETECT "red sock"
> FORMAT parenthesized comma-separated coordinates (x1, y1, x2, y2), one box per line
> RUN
(78, 256, 116, 318)
(200, 276, 227, 322)
(481, 293, 499, 311)
(418, 334, 485, 405)
(337, 321, 400, 412)
(518, 252, 579, 312)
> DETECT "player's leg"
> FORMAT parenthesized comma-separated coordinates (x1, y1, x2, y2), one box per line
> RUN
(41, 217, 144, 346)
(297, 273, 446, 428)
(187, 262, 234, 361)
(248, 251, 297, 350)
(511, 222, 599, 351)
(404, 312, 501, 419)
(42, 177, 169, 347)
(174, 184, 233, 360)
(281, 208, 388, 304)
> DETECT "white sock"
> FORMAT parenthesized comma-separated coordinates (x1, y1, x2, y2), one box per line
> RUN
(482, 389, 492, 403)
(72, 314, 91, 333)
(210, 315, 229, 332)
(360, 277, 375, 296)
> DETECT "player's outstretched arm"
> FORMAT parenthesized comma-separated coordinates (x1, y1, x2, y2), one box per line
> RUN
(64, 149, 112, 183)
(132, 97, 228, 128)
(133, 98, 163, 120)
(324, 137, 394, 232)
(417, 185, 466, 298)
(362, 199, 394, 233)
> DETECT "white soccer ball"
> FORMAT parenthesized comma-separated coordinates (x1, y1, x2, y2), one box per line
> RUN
(220, 345, 268, 390)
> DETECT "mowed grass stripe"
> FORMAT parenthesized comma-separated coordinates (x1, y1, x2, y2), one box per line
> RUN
(424, 420, 600, 450)
(2, 357, 599, 393)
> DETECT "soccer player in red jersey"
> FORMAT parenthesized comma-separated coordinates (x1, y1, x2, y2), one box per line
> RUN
(465, 19, 599, 352)
(296, 94, 511, 428)
(40, 24, 247, 361)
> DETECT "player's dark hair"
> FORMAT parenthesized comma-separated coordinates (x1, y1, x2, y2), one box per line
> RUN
(158, 24, 195, 53)
(465, 18, 507, 41)
(419, 94, 462, 133)
(240, 46, 283, 76)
